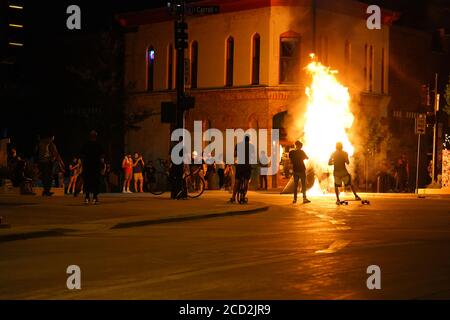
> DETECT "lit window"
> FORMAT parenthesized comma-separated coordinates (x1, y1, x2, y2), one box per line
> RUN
(147, 47, 155, 91)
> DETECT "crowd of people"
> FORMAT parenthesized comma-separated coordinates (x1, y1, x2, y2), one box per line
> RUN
(376, 154, 411, 193)
(4, 130, 415, 205)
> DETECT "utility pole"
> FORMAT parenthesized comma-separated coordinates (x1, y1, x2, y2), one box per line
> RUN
(431, 73, 439, 183)
(174, 4, 187, 132)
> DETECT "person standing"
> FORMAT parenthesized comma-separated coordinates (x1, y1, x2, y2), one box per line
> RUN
(289, 141, 311, 204)
(328, 142, 360, 205)
(216, 155, 225, 190)
(67, 156, 81, 194)
(80, 130, 104, 204)
(230, 135, 255, 203)
(144, 160, 156, 191)
(38, 134, 60, 196)
(133, 152, 145, 193)
(122, 154, 133, 193)
(259, 151, 269, 190)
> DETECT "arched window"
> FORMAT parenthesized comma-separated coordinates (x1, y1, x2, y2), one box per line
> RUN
(381, 47, 386, 94)
(369, 45, 374, 92)
(225, 36, 234, 87)
(147, 46, 155, 91)
(167, 44, 174, 90)
(191, 41, 198, 88)
(364, 43, 368, 90)
(251, 33, 260, 85)
(344, 40, 351, 67)
(279, 31, 300, 84)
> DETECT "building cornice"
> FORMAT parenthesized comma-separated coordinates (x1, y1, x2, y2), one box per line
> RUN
(117, 0, 399, 28)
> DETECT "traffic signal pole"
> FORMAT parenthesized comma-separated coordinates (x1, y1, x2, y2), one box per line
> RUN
(172, 0, 187, 199)
(175, 14, 186, 132)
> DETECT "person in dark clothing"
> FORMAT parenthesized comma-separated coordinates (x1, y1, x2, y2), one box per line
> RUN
(80, 130, 104, 204)
(230, 135, 255, 203)
(289, 141, 311, 204)
(7, 148, 34, 194)
(100, 157, 110, 193)
(170, 137, 187, 199)
(144, 160, 156, 191)
(395, 154, 410, 192)
(38, 134, 60, 196)
(328, 142, 360, 205)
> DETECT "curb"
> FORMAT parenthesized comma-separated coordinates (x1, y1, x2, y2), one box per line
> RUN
(0, 228, 77, 243)
(0, 206, 270, 242)
(111, 205, 270, 229)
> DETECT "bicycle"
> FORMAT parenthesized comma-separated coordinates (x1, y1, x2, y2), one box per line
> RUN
(237, 177, 249, 204)
(183, 165, 205, 198)
(148, 159, 205, 198)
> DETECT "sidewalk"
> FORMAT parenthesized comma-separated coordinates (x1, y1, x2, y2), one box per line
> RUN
(0, 191, 269, 242)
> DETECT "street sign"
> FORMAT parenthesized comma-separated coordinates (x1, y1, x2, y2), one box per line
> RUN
(186, 6, 220, 15)
(415, 114, 426, 135)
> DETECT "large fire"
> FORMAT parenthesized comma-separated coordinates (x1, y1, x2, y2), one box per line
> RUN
(301, 55, 355, 193)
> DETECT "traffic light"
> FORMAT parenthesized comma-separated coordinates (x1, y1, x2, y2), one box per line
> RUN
(426, 112, 436, 127)
(182, 95, 195, 110)
(161, 102, 176, 124)
(420, 84, 430, 107)
(175, 21, 188, 49)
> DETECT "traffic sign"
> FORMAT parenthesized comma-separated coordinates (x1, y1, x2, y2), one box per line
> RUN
(415, 114, 426, 135)
(186, 6, 220, 15)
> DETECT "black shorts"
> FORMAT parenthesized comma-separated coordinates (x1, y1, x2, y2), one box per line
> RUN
(235, 164, 252, 180)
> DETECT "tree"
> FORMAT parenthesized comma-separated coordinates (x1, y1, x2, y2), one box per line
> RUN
(64, 30, 126, 170)
(444, 75, 450, 117)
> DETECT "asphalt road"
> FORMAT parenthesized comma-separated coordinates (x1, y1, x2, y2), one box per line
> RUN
(0, 192, 449, 299)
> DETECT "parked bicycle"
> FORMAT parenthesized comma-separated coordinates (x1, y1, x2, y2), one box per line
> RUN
(148, 158, 205, 198)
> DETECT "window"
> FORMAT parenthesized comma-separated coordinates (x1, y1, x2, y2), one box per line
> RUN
(364, 43, 368, 89)
(191, 41, 198, 88)
(147, 47, 155, 91)
(369, 45, 374, 92)
(167, 44, 174, 90)
(322, 36, 328, 65)
(381, 47, 386, 94)
(251, 33, 260, 85)
(226, 36, 234, 87)
(344, 40, 351, 67)
(279, 35, 300, 84)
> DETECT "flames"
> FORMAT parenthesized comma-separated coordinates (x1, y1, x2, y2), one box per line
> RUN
(300, 55, 355, 193)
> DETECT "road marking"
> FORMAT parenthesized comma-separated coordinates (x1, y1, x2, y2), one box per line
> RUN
(315, 239, 351, 254)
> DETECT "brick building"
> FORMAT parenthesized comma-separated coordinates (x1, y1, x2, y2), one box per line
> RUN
(119, 0, 399, 189)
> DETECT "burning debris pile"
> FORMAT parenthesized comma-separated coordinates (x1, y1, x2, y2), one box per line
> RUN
(286, 55, 356, 194)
